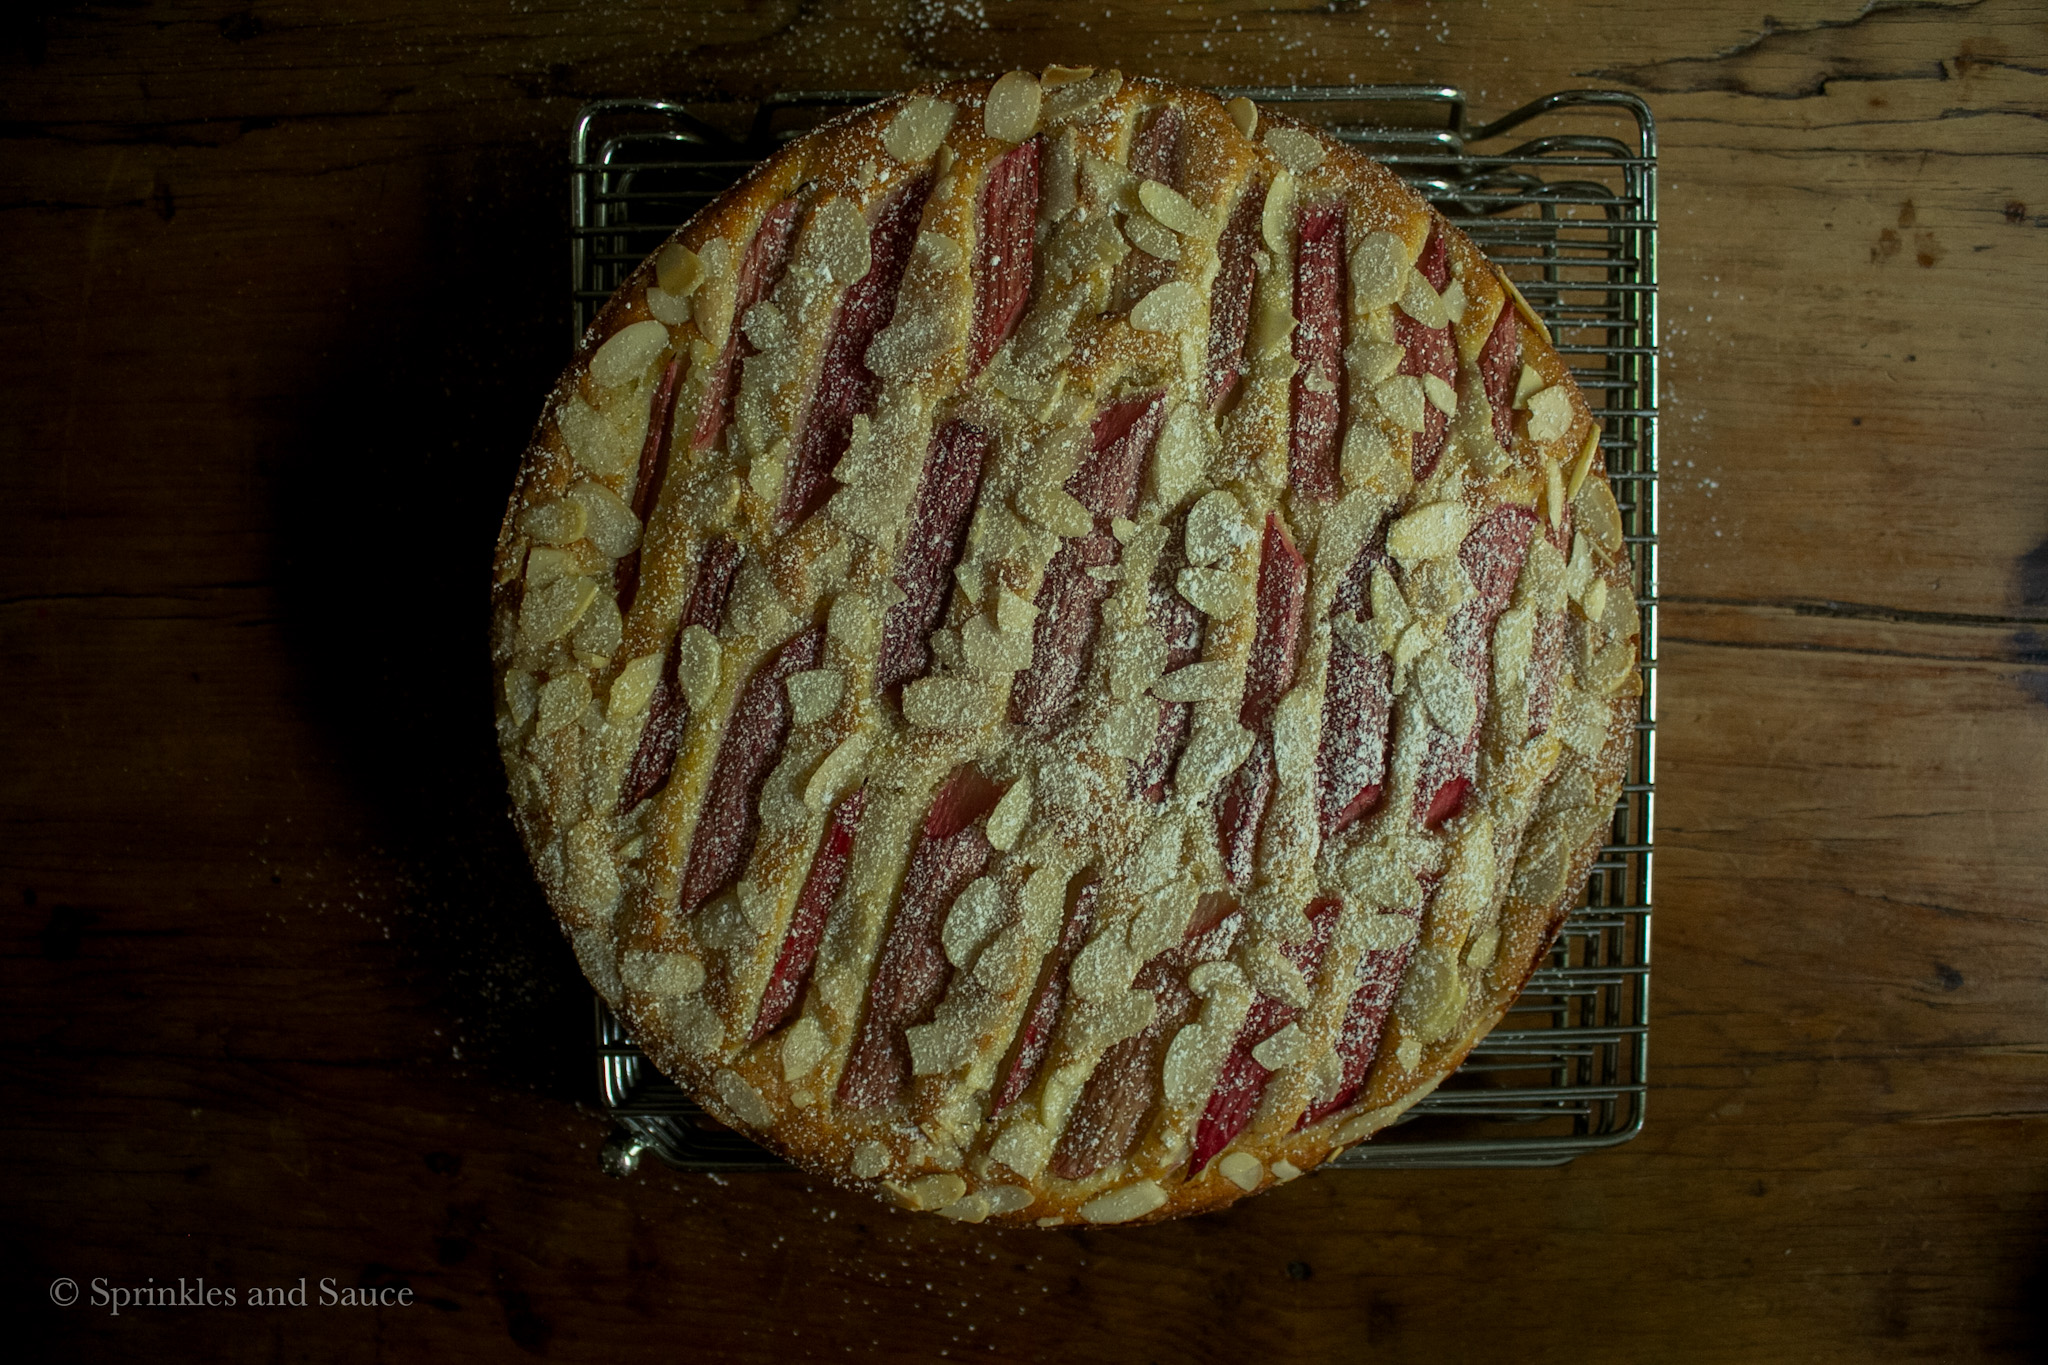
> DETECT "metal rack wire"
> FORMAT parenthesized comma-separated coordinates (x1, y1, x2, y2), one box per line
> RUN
(573, 85, 1656, 1176)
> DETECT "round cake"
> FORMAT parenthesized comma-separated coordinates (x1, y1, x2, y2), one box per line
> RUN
(491, 68, 1640, 1226)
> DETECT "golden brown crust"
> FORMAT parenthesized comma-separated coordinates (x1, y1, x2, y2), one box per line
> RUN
(491, 71, 1638, 1226)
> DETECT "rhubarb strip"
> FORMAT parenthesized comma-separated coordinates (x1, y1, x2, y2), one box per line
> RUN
(1050, 897, 1241, 1181)
(751, 787, 869, 1042)
(614, 353, 684, 615)
(1397, 226, 1456, 481)
(1010, 393, 1166, 729)
(1299, 881, 1437, 1128)
(968, 138, 1041, 377)
(990, 879, 1101, 1114)
(1188, 898, 1341, 1173)
(1315, 520, 1393, 835)
(1203, 181, 1264, 409)
(837, 766, 1006, 1109)
(691, 195, 806, 453)
(1478, 300, 1519, 450)
(1216, 514, 1307, 884)
(675, 622, 826, 915)
(1288, 203, 1347, 501)
(874, 420, 992, 696)
(617, 537, 742, 813)
(1412, 505, 1537, 830)
(779, 173, 933, 527)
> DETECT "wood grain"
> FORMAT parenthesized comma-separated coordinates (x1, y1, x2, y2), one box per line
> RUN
(3, 1, 2043, 1360)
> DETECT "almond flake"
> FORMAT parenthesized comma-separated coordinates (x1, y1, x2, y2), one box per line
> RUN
(1373, 374, 1427, 434)
(1152, 660, 1235, 702)
(785, 668, 844, 726)
(1121, 210, 1181, 261)
(1545, 459, 1567, 530)
(1129, 279, 1203, 333)
(519, 575, 598, 648)
(850, 1140, 891, 1180)
(1525, 386, 1574, 443)
(1260, 172, 1296, 254)
(882, 96, 957, 163)
(1568, 423, 1604, 498)
(900, 1173, 969, 1212)
(1041, 64, 1094, 87)
(1398, 268, 1449, 329)
(1218, 1151, 1264, 1191)
(589, 319, 669, 389)
(1262, 126, 1326, 172)
(1138, 180, 1211, 238)
(1350, 335, 1405, 383)
(608, 652, 665, 719)
(984, 71, 1042, 142)
(1575, 475, 1625, 556)
(569, 481, 641, 558)
(655, 242, 702, 297)
(781, 1016, 827, 1080)
(1184, 489, 1251, 567)
(1499, 269, 1552, 344)
(985, 775, 1033, 850)
(646, 285, 692, 327)
(1250, 1022, 1307, 1071)
(902, 677, 1000, 729)
(1388, 501, 1471, 566)
(535, 673, 590, 738)
(1270, 1159, 1303, 1182)
(803, 731, 869, 811)
(673, 625, 722, 710)
(1177, 566, 1246, 619)
(1514, 363, 1546, 407)
(1079, 1180, 1168, 1223)
(557, 397, 635, 480)
(1017, 483, 1094, 538)
(1422, 374, 1459, 417)
(521, 498, 587, 547)
(1225, 95, 1258, 138)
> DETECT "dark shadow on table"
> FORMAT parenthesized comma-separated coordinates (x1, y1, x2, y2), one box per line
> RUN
(268, 127, 591, 1102)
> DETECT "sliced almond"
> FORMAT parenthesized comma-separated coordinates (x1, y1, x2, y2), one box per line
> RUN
(1130, 279, 1203, 333)
(568, 481, 641, 558)
(1138, 180, 1212, 238)
(1514, 363, 1545, 407)
(674, 624, 722, 710)
(1218, 1151, 1265, 1191)
(1260, 171, 1296, 254)
(521, 498, 587, 547)
(518, 575, 597, 648)
(1152, 660, 1235, 702)
(589, 319, 669, 389)
(1422, 373, 1459, 417)
(1177, 566, 1247, 619)
(1079, 1180, 1167, 1224)
(1262, 126, 1326, 172)
(1373, 373, 1427, 434)
(1121, 210, 1181, 261)
(1183, 489, 1252, 567)
(1225, 96, 1258, 138)
(984, 70, 1042, 142)
(1575, 475, 1625, 556)
(1398, 268, 1448, 329)
(785, 668, 844, 726)
(1498, 269, 1552, 344)
(1388, 501, 1471, 566)
(654, 242, 703, 297)
(1526, 385, 1573, 444)
(1568, 422, 1603, 498)
(1041, 64, 1094, 87)
(535, 672, 591, 738)
(607, 652, 666, 719)
(883, 96, 957, 163)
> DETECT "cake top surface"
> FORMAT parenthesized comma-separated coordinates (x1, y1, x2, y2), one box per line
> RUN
(492, 69, 1639, 1226)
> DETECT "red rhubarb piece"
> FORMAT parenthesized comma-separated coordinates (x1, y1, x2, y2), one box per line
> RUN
(614, 354, 685, 615)
(690, 195, 806, 452)
(875, 420, 992, 695)
(1477, 301, 1519, 449)
(1133, 548, 1205, 801)
(1397, 226, 1456, 481)
(1316, 521, 1394, 836)
(1299, 881, 1437, 1127)
(617, 538, 743, 813)
(990, 880, 1101, 1114)
(1412, 505, 1537, 830)
(1216, 514, 1307, 884)
(1288, 203, 1348, 501)
(675, 623, 826, 914)
(1010, 393, 1167, 729)
(780, 173, 934, 527)
(1203, 180, 1264, 409)
(968, 138, 1041, 377)
(1127, 104, 1185, 185)
(751, 787, 869, 1041)
(1188, 898, 1341, 1173)
(1526, 610, 1567, 739)
(1050, 902, 1241, 1181)
(838, 766, 1008, 1109)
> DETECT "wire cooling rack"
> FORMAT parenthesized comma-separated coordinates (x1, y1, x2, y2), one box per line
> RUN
(572, 86, 1657, 1176)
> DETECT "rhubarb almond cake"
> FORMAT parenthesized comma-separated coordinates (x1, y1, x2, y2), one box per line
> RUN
(491, 69, 1640, 1226)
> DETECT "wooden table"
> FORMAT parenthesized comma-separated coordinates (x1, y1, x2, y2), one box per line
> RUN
(6, 2, 2044, 1359)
